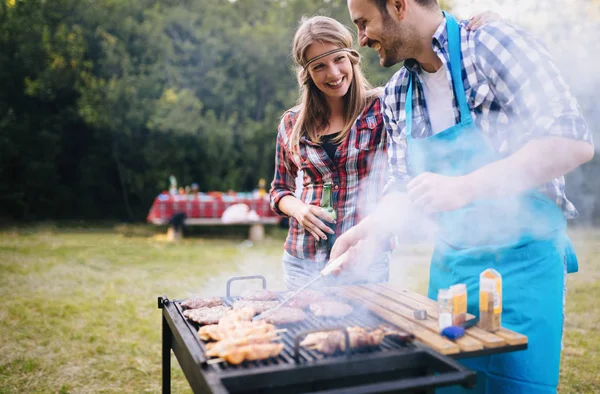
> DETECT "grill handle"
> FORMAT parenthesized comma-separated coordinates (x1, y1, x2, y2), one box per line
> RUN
(226, 275, 267, 298)
(293, 326, 350, 363)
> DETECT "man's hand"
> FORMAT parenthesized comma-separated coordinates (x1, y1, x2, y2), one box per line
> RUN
(292, 203, 335, 241)
(466, 11, 502, 31)
(329, 223, 364, 262)
(407, 172, 473, 213)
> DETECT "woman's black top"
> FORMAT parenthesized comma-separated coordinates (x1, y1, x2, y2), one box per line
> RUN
(321, 133, 341, 162)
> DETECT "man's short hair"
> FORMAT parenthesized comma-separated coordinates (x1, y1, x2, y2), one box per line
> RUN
(371, 0, 438, 15)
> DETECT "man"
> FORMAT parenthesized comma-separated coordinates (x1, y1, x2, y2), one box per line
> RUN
(332, 0, 594, 392)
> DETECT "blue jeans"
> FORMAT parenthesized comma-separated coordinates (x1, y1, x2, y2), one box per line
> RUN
(282, 250, 390, 290)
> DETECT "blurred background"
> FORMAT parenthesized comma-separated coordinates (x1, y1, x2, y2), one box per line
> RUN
(0, 1, 599, 393)
(1, 0, 598, 225)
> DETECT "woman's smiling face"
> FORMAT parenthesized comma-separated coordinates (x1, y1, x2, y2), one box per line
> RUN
(305, 42, 353, 99)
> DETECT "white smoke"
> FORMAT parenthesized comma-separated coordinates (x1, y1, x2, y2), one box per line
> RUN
(451, 0, 600, 135)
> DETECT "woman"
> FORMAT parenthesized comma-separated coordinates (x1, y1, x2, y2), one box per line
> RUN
(270, 14, 498, 290)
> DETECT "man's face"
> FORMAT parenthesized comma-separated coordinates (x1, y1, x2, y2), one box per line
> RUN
(348, 0, 411, 67)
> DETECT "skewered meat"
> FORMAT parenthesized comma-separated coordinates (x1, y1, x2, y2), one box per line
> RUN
(283, 289, 328, 309)
(218, 307, 256, 328)
(183, 305, 231, 325)
(181, 297, 224, 310)
(263, 307, 307, 324)
(309, 301, 353, 318)
(300, 326, 387, 354)
(205, 333, 279, 357)
(232, 300, 280, 314)
(212, 343, 284, 365)
(240, 289, 279, 301)
(198, 320, 276, 341)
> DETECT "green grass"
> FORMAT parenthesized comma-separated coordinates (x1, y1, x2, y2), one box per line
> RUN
(0, 224, 598, 393)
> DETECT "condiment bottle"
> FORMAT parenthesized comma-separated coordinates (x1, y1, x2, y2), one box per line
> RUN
(450, 283, 467, 325)
(479, 269, 502, 331)
(437, 289, 453, 330)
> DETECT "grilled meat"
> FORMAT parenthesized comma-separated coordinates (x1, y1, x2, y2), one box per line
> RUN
(300, 326, 387, 354)
(181, 297, 224, 310)
(283, 289, 328, 309)
(240, 289, 279, 301)
(213, 343, 284, 365)
(198, 320, 276, 341)
(309, 301, 353, 318)
(205, 333, 279, 357)
(263, 307, 307, 324)
(183, 305, 231, 325)
(232, 300, 280, 314)
(218, 307, 256, 328)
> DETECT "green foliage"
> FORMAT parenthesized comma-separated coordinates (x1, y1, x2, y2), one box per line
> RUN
(0, 0, 597, 222)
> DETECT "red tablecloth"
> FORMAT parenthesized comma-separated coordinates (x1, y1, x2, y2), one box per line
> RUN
(146, 194, 280, 225)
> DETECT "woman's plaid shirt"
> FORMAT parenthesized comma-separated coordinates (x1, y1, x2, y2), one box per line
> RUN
(270, 97, 388, 260)
(383, 19, 593, 218)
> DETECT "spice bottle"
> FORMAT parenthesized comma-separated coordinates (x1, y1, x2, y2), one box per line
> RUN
(450, 283, 467, 325)
(437, 289, 453, 330)
(479, 269, 502, 331)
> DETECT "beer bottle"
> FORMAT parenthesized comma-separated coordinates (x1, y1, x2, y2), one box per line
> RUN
(317, 182, 337, 261)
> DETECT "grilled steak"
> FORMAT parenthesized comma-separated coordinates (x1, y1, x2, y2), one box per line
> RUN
(240, 289, 279, 301)
(181, 297, 224, 310)
(232, 300, 280, 314)
(309, 301, 353, 318)
(263, 307, 307, 324)
(283, 289, 328, 309)
(300, 326, 387, 354)
(183, 305, 232, 325)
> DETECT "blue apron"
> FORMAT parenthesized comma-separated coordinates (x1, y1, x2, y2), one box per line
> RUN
(405, 13, 577, 393)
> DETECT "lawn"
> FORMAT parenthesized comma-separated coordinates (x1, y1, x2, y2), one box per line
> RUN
(0, 224, 598, 393)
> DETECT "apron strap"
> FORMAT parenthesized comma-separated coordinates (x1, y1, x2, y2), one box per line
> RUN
(406, 76, 414, 139)
(442, 11, 473, 124)
(405, 13, 473, 140)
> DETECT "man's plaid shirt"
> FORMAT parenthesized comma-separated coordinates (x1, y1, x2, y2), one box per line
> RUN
(383, 18, 592, 218)
(270, 97, 387, 260)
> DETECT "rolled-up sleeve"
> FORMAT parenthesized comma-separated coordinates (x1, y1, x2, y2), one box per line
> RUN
(474, 23, 592, 147)
(269, 115, 298, 217)
(382, 77, 412, 195)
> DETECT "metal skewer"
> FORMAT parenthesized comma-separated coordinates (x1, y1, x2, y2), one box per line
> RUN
(252, 250, 350, 321)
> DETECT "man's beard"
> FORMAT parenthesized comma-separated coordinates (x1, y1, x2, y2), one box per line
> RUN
(380, 17, 409, 67)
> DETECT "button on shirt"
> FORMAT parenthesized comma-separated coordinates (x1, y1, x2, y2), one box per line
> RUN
(270, 97, 388, 260)
(383, 19, 593, 218)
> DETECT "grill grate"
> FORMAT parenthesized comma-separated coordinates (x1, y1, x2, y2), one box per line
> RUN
(176, 295, 413, 373)
(160, 276, 478, 393)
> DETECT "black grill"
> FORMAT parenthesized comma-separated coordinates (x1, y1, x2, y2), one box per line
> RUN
(158, 275, 477, 393)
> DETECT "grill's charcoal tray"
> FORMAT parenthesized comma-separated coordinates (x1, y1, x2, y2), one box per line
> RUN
(159, 275, 477, 393)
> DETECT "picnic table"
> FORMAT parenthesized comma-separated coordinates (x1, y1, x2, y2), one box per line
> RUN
(146, 193, 280, 241)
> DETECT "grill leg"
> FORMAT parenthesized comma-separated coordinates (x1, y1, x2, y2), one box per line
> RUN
(162, 315, 171, 394)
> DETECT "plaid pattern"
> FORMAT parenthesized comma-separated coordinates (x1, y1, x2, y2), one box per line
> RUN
(383, 18, 592, 218)
(270, 97, 388, 260)
(146, 195, 278, 224)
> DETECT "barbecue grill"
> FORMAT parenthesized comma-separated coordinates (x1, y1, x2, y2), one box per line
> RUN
(159, 275, 472, 393)
(158, 275, 523, 393)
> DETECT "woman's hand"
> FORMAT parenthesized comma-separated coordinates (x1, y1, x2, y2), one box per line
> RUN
(292, 203, 335, 241)
(467, 11, 502, 31)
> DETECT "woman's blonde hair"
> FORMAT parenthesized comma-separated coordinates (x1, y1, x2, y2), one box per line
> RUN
(288, 15, 377, 156)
